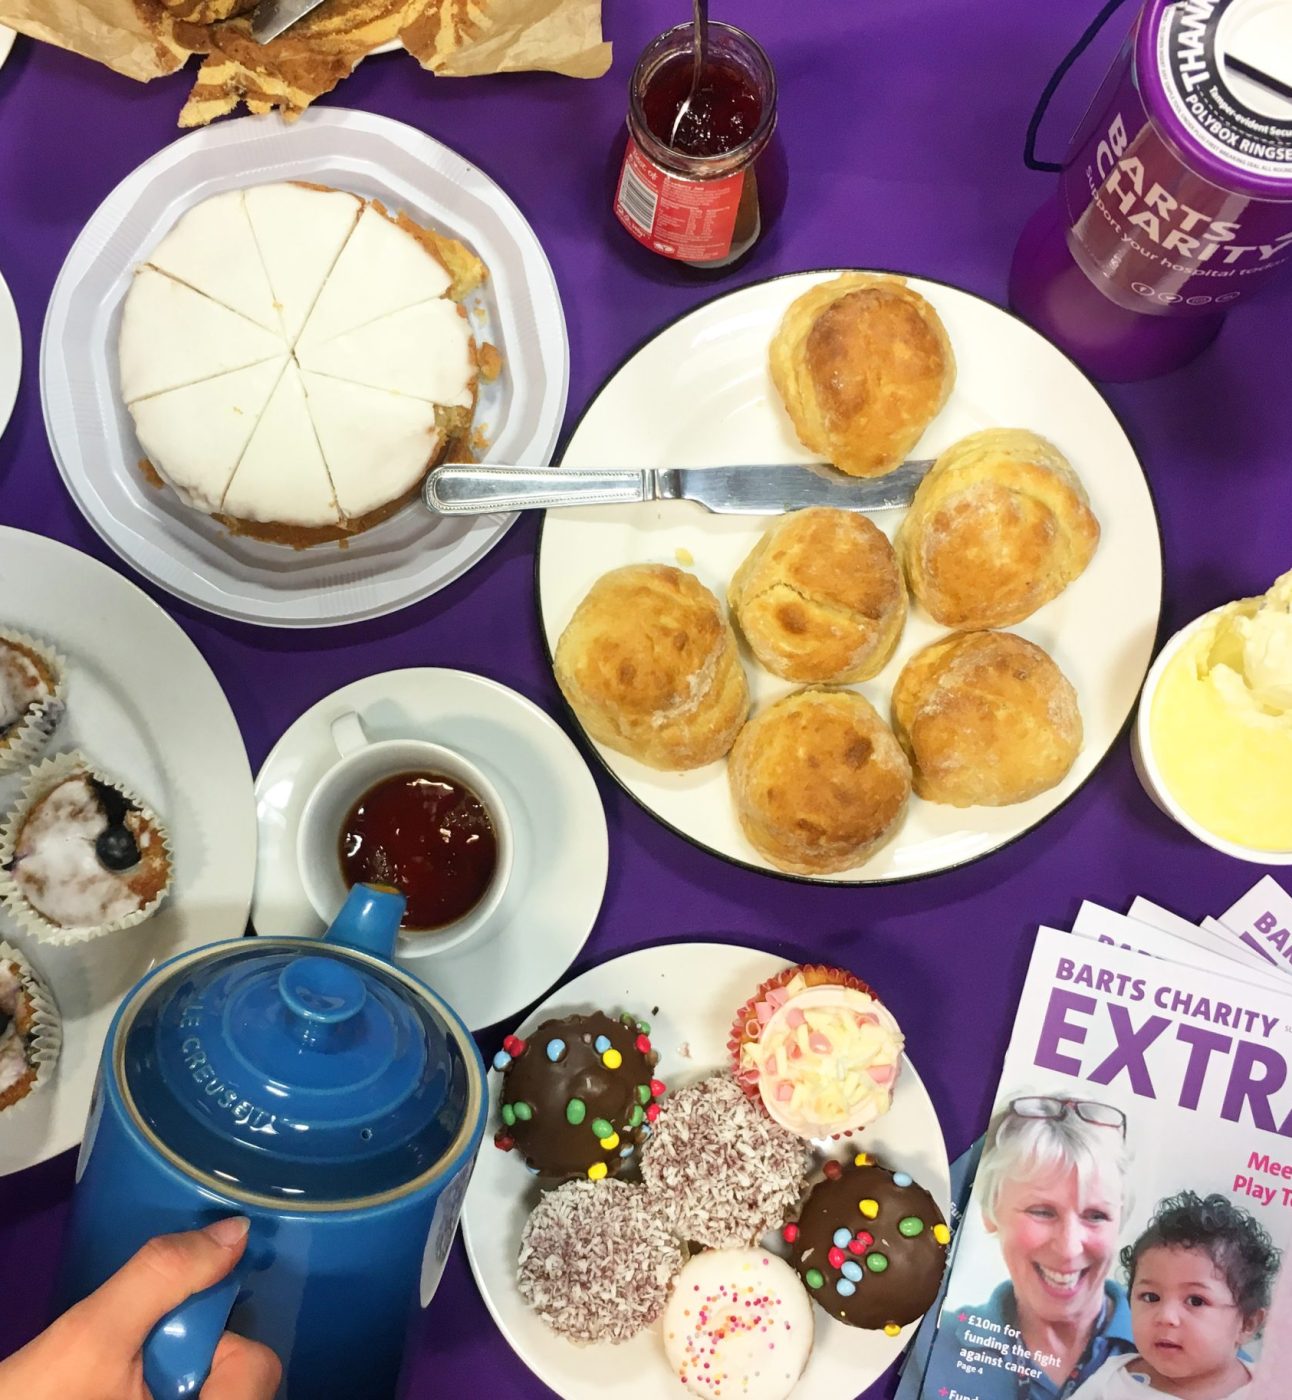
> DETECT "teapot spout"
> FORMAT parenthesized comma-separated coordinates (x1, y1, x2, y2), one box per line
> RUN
(323, 884, 406, 961)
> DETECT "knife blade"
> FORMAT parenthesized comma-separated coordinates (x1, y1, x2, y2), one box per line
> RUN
(251, 0, 327, 43)
(423, 458, 933, 517)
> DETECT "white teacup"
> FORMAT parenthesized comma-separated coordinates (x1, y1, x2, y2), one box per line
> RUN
(297, 711, 514, 956)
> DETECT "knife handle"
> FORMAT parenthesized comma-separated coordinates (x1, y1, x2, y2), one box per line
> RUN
(424, 465, 651, 514)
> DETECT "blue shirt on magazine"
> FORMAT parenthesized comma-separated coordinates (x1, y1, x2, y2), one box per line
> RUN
(917, 1279, 1134, 1400)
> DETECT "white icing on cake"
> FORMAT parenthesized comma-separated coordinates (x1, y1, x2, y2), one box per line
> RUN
(663, 1248, 814, 1400)
(296, 299, 474, 406)
(146, 190, 280, 333)
(119, 268, 284, 404)
(11, 776, 157, 928)
(0, 641, 50, 734)
(300, 371, 443, 519)
(243, 182, 362, 344)
(297, 204, 452, 348)
(131, 357, 287, 512)
(221, 363, 340, 527)
(121, 184, 482, 534)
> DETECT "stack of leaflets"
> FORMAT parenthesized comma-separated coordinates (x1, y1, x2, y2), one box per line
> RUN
(899, 877, 1292, 1400)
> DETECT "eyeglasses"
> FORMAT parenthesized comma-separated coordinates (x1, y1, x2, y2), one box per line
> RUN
(1008, 1096, 1127, 1137)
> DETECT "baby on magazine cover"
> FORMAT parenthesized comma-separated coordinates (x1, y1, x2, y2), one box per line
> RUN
(1070, 1191, 1279, 1400)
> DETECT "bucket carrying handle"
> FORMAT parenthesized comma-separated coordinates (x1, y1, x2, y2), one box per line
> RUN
(1024, 0, 1135, 171)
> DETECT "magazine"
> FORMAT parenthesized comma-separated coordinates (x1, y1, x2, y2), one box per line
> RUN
(915, 911, 1292, 1400)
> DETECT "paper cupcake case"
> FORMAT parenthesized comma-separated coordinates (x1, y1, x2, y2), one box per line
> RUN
(728, 963, 880, 1097)
(0, 750, 174, 947)
(0, 629, 68, 777)
(728, 963, 905, 1140)
(0, 939, 63, 1117)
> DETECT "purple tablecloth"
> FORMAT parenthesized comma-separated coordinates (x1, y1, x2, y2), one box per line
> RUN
(2, 2, 1291, 1395)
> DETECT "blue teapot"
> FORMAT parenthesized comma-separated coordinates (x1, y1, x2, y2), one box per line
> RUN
(56, 884, 487, 1399)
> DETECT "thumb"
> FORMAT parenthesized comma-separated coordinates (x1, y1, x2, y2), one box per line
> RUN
(70, 1217, 250, 1353)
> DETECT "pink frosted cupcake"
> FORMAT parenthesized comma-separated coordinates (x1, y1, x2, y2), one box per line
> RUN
(729, 965, 904, 1140)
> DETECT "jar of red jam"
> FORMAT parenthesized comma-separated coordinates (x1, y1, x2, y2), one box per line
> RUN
(614, 22, 778, 269)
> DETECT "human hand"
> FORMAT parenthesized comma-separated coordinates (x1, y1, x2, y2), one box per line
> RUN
(0, 1217, 281, 1400)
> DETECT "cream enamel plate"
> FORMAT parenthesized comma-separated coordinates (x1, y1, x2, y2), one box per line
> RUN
(251, 668, 608, 1031)
(0, 27, 14, 70)
(0, 528, 256, 1174)
(537, 271, 1163, 883)
(41, 106, 568, 627)
(462, 941, 951, 1399)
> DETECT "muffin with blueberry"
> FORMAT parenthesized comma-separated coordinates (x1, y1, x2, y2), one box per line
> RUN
(0, 751, 172, 944)
(0, 629, 66, 776)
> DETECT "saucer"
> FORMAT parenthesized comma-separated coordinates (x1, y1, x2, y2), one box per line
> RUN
(252, 668, 608, 1030)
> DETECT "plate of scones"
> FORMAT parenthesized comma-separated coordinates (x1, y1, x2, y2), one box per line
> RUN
(41, 106, 568, 627)
(537, 270, 1163, 882)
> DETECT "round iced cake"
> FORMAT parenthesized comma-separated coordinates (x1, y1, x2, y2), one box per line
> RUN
(118, 182, 489, 546)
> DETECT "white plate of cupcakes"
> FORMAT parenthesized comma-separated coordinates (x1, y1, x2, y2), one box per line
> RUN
(536, 270, 1163, 882)
(0, 528, 255, 1173)
(461, 941, 951, 1399)
(42, 106, 568, 627)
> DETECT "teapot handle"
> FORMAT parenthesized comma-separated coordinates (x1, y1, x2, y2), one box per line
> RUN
(142, 1273, 240, 1399)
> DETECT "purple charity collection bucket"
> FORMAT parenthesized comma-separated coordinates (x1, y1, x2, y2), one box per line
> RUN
(1009, 0, 1292, 381)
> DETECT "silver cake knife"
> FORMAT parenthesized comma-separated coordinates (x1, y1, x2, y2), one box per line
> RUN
(251, 0, 328, 43)
(423, 458, 933, 517)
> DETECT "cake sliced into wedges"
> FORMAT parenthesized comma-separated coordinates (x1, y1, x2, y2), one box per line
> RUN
(300, 371, 449, 524)
(119, 268, 285, 403)
(219, 362, 342, 541)
(120, 182, 492, 547)
(131, 357, 288, 513)
(297, 202, 455, 348)
(243, 182, 362, 344)
(295, 300, 477, 407)
(145, 189, 280, 333)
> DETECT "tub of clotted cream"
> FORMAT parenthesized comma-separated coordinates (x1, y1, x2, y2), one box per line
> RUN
(1135, 570, 1292, 862)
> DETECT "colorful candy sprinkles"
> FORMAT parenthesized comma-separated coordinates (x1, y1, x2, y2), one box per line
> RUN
(661, 1248, 815, 1400)
(491, 1009, 665, 1179)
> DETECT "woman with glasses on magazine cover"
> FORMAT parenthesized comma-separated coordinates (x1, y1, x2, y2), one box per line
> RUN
(922, 1095, 1134, 1400)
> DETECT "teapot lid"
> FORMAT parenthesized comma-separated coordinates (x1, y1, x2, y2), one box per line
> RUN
(115, 890, 483, 1208)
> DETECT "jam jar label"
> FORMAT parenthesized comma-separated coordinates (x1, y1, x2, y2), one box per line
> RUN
(614, 138, 746, 262)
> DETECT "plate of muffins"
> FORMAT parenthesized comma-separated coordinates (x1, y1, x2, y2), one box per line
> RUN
(461, 941, 951, 1399)
(0, 528, 255, 1173)
(537, 270, 1162, 882)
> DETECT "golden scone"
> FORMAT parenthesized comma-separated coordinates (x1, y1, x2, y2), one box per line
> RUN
(769, 273, 955, 478)
(728, 689, 911, 875)
(554, 564, 749, 771)
(891, 631, 1082, 807)
(898, 428, 1100, 629)
(728, 508, 907, 684)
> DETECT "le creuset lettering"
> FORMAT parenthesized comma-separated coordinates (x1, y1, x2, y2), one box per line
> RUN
(55, 884, 487, 1400)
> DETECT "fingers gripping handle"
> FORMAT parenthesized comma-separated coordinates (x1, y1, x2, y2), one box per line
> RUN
(143, 1274, 240, 1399)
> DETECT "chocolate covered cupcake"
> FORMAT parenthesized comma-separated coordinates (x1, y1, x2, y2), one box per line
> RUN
(783, 1155, 949, 1334)
(492, 1011, 665, 1183)
(0, 752, 172, 944)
